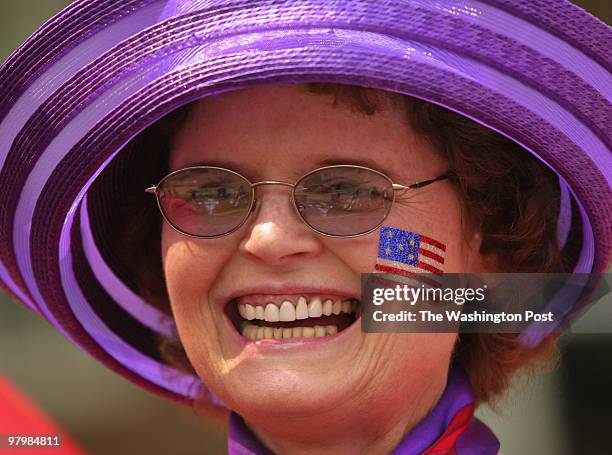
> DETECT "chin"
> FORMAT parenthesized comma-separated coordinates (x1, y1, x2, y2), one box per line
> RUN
(215, 360, 351, 419)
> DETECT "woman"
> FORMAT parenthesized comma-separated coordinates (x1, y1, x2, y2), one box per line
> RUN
(0, 1, 610, 454)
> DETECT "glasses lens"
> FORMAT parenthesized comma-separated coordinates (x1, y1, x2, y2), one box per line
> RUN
(157, 168, 253, 237)
(294, 166, 393, 236)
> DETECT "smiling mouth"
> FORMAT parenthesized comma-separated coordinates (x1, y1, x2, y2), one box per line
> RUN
(225, 295, 361, 341)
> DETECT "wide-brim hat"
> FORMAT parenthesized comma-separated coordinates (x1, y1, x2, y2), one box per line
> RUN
(1, 0, 610, 405)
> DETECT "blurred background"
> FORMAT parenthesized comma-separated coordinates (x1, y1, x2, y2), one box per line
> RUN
(1, 1, 610, 454)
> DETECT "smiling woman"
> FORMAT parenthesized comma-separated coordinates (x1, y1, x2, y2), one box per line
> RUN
(106, 82, 569, 453)
(163, 84, 465, 454)
(1, 1, 610, 454)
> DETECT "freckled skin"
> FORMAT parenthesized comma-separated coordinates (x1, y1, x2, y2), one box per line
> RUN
(162, 84, 485, 454)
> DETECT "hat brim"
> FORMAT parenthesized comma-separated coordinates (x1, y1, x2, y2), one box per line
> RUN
(1, 0, 610, 404)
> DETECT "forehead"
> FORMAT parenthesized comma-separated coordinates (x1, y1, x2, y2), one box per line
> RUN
(169, 83, 445, 181)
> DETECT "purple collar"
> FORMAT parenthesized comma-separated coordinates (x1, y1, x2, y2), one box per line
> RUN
(228, 365, 499, 454)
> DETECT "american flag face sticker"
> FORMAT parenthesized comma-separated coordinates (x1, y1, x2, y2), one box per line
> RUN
(374, 226, 446, 286)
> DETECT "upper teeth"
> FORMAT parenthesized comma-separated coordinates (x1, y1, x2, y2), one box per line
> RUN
(237, 296, 356, 322)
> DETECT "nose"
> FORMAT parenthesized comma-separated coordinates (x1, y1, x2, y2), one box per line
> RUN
(239, 186, 324, 265)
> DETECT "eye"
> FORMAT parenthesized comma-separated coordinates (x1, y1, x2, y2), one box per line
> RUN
(191, 185, 224, 202)
(186, 184, 249, 212)
(311, 178, 360, 193)
(189, 185, 228, 207)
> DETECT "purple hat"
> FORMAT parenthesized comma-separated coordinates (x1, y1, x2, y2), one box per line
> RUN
(1, 0, 610, 404)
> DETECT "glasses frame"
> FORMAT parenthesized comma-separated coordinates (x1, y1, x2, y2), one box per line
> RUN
(145, 164, 453, 239)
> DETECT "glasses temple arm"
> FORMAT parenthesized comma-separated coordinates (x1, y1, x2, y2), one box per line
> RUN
(393, 172, 456, 191)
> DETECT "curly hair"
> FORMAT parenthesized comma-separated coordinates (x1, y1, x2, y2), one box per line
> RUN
(110, 83, 576, 406)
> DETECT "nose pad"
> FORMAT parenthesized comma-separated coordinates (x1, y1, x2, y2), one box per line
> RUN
(288, 196, 302, 214)
(248, 197, 260, 222)
(251, 195, 300, 217)
(246, 192, 308, 232)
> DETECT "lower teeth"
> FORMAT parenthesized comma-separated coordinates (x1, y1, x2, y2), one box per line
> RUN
(241, 323, 338, 340)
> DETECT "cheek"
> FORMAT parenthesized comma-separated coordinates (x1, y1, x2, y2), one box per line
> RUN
(322, 189, 473, 276)
(395, 335, 455, 396)
(355, 332, 456, 419)
(327, 236, 381, 274)
(161, 225, 236, 386)
(381, 188, 475, 273)
(160, 226, 223, 344)
(162, 229, 210, 306)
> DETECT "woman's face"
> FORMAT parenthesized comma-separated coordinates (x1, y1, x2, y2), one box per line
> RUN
(162, 84, 483, 433)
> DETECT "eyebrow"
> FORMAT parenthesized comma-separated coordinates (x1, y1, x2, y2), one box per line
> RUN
(180, 156, 399, 181)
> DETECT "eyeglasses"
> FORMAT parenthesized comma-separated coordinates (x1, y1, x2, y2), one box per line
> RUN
(145, 165, 453, 238)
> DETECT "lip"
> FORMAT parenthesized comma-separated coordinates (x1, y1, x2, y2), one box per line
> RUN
(222, 308, 362, 352)
(218, 285, 361, 308)
(217, 284, 362, 352)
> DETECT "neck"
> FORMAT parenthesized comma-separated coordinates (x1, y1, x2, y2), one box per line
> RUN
(233, 382, 444, 455)
(255, 425, 410, 455)
(228, 365, 495, 455)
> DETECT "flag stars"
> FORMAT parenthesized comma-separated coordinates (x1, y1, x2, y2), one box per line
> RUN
(398, 244, 404, 251)
(387, 230, 394, 238)
(385, 247, 392, 255)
